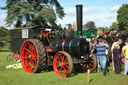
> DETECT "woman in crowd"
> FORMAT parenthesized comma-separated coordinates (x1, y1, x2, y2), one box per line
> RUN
(113, 44, 121, 74)
(111, 39, 122, 71)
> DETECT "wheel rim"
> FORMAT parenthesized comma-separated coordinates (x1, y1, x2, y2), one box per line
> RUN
(87, 55, 95, 72)
(21, 41, 38, 73)
(53, 52, 70, 77)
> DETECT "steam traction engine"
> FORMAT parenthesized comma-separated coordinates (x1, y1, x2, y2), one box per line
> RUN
(10, 5, 97, 77)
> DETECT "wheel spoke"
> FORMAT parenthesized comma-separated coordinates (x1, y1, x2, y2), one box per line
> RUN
(62, 55, 65, 62)
(59, 54, 63, 61)
(57, 56, 61, 62)
(64, 65, 69, 69)
(24, 53, 28, 58)
(26, 64, 30, 68)
(27, 59, 32, 64)
(29, 60, 36, 69)
(34, 60, 37, 64)
(63, 67, 68, 75)
(90, 61, 94, 63)
(58, 66, 63, 71)
(65, 62, 69, 65)
(89, 64, 93, 68)
(33, 58, 37, 64)
(31, 61, 35, 66)
(25, 59, 30, 67)
(29, 43, 32, 52)
(23, 57, 29, 60)
(25, 51, 30, 56)
(33, 57, 38, 61)
(56, 61, 60, 64)
(24, 48, 31, 53)
(64, 58, 68, 63)
(57, 65, 61, 68)
(33, 53, 37, 58)
(31, 44, 35, 52)
(33, 49, 37, 55)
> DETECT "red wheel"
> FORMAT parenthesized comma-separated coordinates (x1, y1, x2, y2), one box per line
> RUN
(53, 51, 73, 77)
(21, 39, 46, 73)
(87, 54, 97, 72)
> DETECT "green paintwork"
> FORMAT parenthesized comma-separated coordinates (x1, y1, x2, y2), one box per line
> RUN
(74, 29, 97, 39)
(55, 29, 97, 39)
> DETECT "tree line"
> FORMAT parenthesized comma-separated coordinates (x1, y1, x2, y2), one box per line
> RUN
(83, 21, 118, 32)
(0, 1, 128, 31)
(0, 27, 10, 51)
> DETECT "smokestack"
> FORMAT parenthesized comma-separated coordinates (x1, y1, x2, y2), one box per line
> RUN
(76, 5, 83, 38)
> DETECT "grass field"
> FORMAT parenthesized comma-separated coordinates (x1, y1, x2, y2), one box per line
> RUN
(0, 52, 128, 85)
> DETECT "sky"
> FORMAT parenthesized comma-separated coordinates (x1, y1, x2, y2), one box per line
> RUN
(0, 0, 128, 29)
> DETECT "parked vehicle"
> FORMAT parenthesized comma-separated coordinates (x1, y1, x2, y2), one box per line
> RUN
(10, 5, 97, 77)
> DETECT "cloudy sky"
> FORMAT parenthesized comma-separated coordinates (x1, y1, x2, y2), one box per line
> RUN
(0, 0, 128, 29)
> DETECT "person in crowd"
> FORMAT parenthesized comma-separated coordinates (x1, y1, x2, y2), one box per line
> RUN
(91, 39, 109, 76)
(113, 44, 121, 74)
(90, 40, 101, 72)
(101, 40, 110, 73)
(122, 40, 128, 76)
(111, 39, 122, 71)
(90, 39, 97, 51)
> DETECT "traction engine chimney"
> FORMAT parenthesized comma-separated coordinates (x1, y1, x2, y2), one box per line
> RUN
(76, 5, 83, 38)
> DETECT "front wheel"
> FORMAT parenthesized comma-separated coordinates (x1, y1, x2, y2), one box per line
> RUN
(53, 51, 73, 77)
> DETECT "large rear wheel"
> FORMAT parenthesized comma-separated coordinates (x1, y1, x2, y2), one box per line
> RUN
(53, 51, 73, 77)
(20, 39, 46, 73)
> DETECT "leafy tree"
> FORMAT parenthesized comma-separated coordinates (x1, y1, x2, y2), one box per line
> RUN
(0, 27, 10, 50)
(83, 21, 96, 29)
(1, 0, 65, 28)
(0, 26, 10, 37)
(97, 26, 110, 32)
(97, 27, 105, 32)
(0, 42, 5, 47)
(0, 36, 10, 51)
(109, 22, 118, 30)
(104, 26, 110, 32)
(117, 4, 128, 30)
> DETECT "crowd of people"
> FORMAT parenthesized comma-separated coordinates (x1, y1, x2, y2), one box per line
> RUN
(89, 39, 128, 76)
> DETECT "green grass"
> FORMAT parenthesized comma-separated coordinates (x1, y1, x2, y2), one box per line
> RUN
(0, 52, 128, 85)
